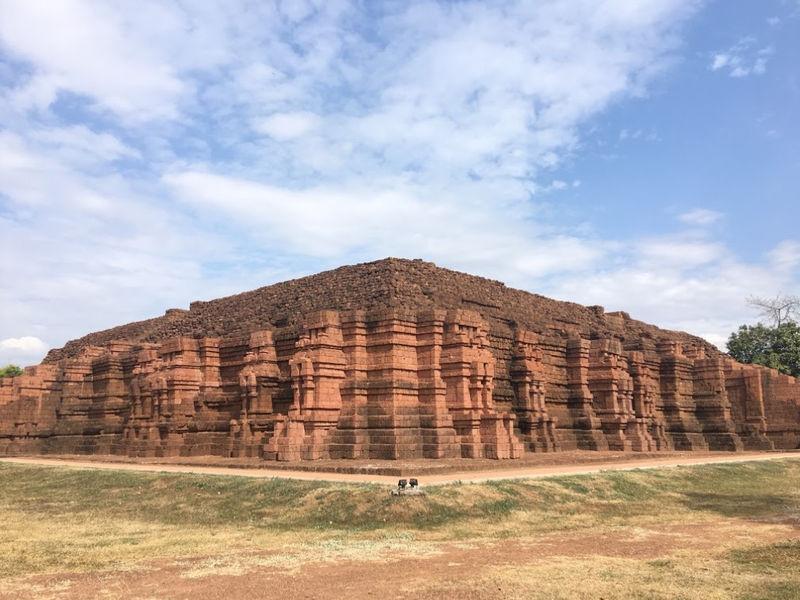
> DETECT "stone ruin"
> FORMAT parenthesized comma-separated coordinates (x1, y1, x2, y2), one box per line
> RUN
(1, 258, 798, 460)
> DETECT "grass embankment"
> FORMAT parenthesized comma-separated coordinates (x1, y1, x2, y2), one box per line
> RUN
(1, 459, 799, 599)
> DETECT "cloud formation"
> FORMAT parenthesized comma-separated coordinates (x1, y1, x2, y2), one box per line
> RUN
(0, 336, 48, 366)
(710, 36, 773, 77)
(678, 208, 723, 226)
(0, 0, 796, 366)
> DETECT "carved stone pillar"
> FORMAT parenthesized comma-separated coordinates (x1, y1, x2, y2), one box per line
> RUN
(687, 347, 743, 451)
(626, 350, 671, 450)
(441, 310, 522, 459)
(510, 330, 559, 452)
(565, 336, 608, 450)
(588, 339, 647, 450)
(264, 311, 346, 460)
(657, 340, 708, 450)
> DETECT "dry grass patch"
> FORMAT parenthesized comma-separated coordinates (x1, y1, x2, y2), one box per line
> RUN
(412, 545, 800, 600)
(0, 458, 799, 597)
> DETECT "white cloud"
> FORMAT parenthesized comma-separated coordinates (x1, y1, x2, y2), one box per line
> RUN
(678, 208, 723, 226)
(711, 54, 731, 70)
(619, 128, 661, 142)
(638, 238, 725, 268)
(769, 240, 800, 272)
(0, 132, 263, 366)
(30, 125, 140, 168)
(0, 0, 189, 121)
(2, 0, 796, 363)
(0, 336, 47, 353)
(548, 239, 800, 350)
(0, 336, 48, 367)
(253, 111, 321, 140)
(164, 169, 606, 278)
(542, 179, 569, 192)
(710, 37, 772, 78)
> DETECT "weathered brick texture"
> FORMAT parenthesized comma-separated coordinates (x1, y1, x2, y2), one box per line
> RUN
(1, 259, 797, 459)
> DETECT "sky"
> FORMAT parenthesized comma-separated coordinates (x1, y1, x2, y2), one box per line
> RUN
(0, 0, 798, 367)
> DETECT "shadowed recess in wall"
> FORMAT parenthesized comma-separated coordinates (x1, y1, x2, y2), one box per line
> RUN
(1, 259, 799, 460)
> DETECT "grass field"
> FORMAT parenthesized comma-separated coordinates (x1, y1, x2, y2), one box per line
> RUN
(1, 459, 799, 599)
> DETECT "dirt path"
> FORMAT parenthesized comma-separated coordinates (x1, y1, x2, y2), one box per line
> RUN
(1, 451, 797, 485)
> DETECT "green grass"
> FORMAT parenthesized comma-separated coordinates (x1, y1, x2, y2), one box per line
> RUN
(4, 460, 798, 533)
(0, 459, 798, 538)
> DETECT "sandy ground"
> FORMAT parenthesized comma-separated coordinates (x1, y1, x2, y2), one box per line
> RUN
(1, 451, 797, 485)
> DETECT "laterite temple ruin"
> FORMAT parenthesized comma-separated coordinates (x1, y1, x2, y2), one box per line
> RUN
(1, 258, 799, 460)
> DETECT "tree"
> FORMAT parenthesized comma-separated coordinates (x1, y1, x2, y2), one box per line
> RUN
(727, 322, 800, 377)
(747, 294, 800, 327)
(0, 364, 23, 378)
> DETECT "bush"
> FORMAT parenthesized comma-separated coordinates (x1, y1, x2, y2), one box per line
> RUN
(0, 364, 23, 378)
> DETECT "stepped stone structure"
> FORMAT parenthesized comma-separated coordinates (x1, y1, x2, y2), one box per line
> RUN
(1, 258, 799, 460)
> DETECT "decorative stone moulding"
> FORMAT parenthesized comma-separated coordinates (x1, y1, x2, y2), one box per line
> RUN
(2, 259, 798, 460)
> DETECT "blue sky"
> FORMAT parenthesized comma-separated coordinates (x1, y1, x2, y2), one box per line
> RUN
(1, 0, 798, 366)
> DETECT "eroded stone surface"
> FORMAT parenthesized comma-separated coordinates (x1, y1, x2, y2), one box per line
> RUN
(1, 259, 798, 459)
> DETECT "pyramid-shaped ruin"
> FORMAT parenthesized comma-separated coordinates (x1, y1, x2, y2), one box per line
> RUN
(2, 258, 798, 460)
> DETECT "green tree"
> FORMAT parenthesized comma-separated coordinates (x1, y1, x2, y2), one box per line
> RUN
(727, 322, 800, 377)
(0, 364, 24, 378)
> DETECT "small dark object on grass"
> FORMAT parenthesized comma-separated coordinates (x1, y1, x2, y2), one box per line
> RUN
(391, 477, 424, 496)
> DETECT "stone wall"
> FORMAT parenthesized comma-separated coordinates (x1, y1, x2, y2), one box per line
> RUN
(2, 308, 798, 460)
